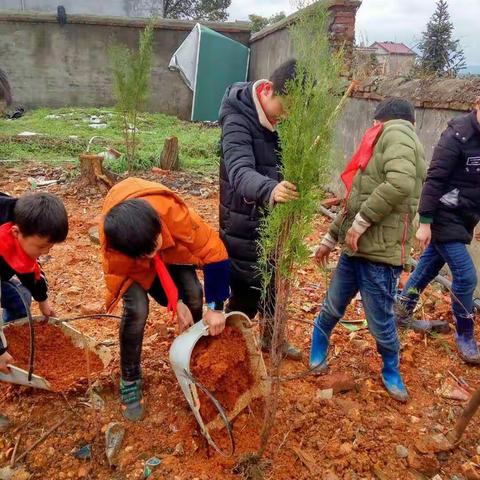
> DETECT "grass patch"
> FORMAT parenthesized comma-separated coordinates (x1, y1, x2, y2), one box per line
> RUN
(0, 107, 220, 173)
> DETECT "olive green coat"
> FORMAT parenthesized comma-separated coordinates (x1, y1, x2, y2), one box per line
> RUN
(330, 119, 427, 266)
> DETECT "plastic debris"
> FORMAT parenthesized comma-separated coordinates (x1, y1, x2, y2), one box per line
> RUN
(105, 422, 125, 467)
(143, 457, 162, 478)
(71, 444, 92, 460)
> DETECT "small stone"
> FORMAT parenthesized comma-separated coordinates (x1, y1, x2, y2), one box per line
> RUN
(338, 442, 352, 456)
(88, 226, 100, 245)
(77, 466, 89, 478)
(48, 446, 55, 456)
(316, 388, 334, 400)
(125, 445, 134, 453)
(432, 475, 443, 480)
(174, 442, 184, 456)
(325, 472, 340, 480)
(462, 462, 480, 480)
(408, 453, 440, 476)
(410, 416, 421, 424)
(395, 444, 409, 458)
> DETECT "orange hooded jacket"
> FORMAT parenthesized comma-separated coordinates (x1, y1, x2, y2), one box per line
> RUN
(99, 177, 228, 312)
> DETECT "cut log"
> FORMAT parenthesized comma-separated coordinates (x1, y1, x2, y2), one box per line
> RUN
(160, 136, 179, 171)
(78, 153, 115, 193)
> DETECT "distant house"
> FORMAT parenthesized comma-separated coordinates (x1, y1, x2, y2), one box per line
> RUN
(369, 42, 416, 76)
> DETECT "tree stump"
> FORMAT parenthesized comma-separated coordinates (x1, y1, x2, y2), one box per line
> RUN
(79, 153, 115, 193)
(160, 136, 179, 171)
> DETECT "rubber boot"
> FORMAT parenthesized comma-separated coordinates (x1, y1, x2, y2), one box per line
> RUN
(456, 315, 480, 365)
(120, 378, 145, 422)
(309, 317, 331, 375)
(380, 352, 409, 403)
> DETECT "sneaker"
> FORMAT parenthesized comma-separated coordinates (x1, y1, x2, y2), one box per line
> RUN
(0, 413, 10, 432)
(397, 317, 451, 334)
(119, 379, 145, 422)
(260, 337, 303, 361)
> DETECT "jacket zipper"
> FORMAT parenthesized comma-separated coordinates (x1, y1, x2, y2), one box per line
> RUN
(400, 214, 409, 265)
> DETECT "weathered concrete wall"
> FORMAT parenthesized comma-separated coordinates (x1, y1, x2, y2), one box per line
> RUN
(333, 76, 480, 296)
(0, 0, 163, 18)
(0, 12, 250, 119)
(248, 0, 360, 80)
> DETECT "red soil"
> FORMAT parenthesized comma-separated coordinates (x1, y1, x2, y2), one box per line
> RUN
(5, 323, 104, 391)
(191, 326, 254, 423)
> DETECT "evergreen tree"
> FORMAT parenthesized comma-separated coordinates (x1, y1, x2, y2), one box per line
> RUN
(418, 0, 466, 77)
(249, 11, 286, 33)
(163, 0, 231, 21)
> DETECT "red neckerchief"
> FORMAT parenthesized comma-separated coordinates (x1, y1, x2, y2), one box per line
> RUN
(153, 255, 178, 320)
(341, 123, 384, 198)
(0, 222, 41, 280)
(256, 82, 278, 127)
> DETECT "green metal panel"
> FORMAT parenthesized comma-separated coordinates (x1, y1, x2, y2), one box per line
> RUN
(192, 25, 250, 122)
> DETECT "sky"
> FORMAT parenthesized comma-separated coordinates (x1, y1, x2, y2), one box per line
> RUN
(228, 0, 480, 67)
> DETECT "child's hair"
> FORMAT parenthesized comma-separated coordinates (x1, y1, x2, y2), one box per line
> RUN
(14, 192, 68, 243)
(104, 199, 161, 258)
(270, 59, 297, 95)
(374, 98, 416, 124)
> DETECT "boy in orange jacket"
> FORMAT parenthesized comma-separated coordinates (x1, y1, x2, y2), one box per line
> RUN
(99, 177, 230, 421)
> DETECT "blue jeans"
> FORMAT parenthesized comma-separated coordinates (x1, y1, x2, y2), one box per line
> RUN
(316, 254, 402, 356)
(400, 242, 477, 329)
(1, 278, 32, 323)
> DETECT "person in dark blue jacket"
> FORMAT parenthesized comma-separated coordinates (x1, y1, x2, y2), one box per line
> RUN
(396, 97, 480, 364)
(219, 59, 302, 360)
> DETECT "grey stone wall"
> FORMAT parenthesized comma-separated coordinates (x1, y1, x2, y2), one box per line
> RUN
(0, 13, 250, 119)
(0, 0, 163, 18)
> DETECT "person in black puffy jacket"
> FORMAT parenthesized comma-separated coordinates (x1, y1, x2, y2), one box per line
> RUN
(219, 59, 302, 360)
(397, 97, 480, 364)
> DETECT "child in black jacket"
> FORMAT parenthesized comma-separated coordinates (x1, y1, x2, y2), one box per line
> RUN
(0, 192, 68, 374)
(397, 97, 480, 364)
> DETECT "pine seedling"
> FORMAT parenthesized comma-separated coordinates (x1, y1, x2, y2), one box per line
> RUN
(256, 1, 345, 460)
(110, 20, 155, 170)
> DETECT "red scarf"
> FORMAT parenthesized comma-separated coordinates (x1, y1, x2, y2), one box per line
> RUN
(0, 222, 41, 280)
(256, 82, 278, 127)
(153, 255, 178, 320)
(341, 123, 384, 197)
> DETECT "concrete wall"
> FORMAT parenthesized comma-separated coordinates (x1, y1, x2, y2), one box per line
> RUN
(0, 12, 250, 119)
(248, 0, 360, 80)
(0, 0, 163, 18)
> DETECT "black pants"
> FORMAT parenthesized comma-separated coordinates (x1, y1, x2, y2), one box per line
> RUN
(120, 265, 203, 381)
(226, 276, 276, 339)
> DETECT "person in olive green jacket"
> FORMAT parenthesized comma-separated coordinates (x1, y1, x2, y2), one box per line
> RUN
(310, 98, 427, 402)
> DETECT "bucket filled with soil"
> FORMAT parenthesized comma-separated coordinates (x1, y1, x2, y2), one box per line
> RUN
(169, 312, 267, 455)
(0, 319, 111, 392)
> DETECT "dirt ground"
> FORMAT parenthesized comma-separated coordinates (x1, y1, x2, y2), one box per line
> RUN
(1, 164, 480, 480)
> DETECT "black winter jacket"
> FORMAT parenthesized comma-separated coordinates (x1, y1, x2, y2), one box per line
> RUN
(219, 82, 281, 287)
(418, 111, 480, 244)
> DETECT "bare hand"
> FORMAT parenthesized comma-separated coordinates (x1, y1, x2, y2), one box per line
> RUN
(416, 224, 432, 251)
(272, 181, 299, 204)
(315, 245, 331, 268)
(475, 229, 480, 242)
(0, 351, 14, 374)
(204, 309, 226, 336)
(177, 301, 194, 334)
(346, 227, 362, 253)
(38, 300, 56, 322)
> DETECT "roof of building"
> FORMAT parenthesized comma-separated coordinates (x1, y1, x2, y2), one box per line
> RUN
(370, 42, 415, 55)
